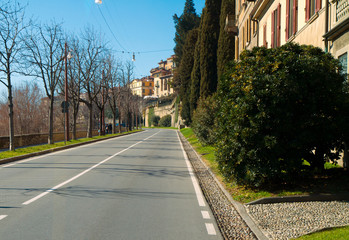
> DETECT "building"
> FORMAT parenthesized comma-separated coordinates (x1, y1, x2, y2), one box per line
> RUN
(231, 0, 348, 75)
(150, 55, 176, 97)
(130, 76, 154, 98)
(324, 0, 349, 76)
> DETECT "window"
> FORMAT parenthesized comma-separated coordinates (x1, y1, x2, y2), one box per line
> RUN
(271, 4, 281, 48)
(149, 83, 152, 87)
(306, 0, 321, 21)
(286, 0, 298, 40)
(339, 53, 348, 76)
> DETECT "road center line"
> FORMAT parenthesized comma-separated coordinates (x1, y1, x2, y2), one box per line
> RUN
(0, 215, 8, 221)
(177, 131, 206, 207)
(22, 131, 160, 206)
(2, 131, 146, 168)
(201, 211, 210, 219)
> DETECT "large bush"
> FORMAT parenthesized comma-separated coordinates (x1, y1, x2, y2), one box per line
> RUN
(216, 43, 349, 187)
(192, 95, 218, 145)
(159, 115, 172, 127)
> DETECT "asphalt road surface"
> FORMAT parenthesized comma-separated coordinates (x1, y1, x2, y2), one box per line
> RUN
(0, 129, 222, 240)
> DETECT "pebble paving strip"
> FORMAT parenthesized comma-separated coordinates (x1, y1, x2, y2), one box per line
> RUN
(179, 133, 257, 240)
(246, 201, 349, 240)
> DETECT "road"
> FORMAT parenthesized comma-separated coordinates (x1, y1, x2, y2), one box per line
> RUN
(0, 129, 222, 240)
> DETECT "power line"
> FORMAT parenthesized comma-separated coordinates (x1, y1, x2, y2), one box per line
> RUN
(97, 5, 127, 51)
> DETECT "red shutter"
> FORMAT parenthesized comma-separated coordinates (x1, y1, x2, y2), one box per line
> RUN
(286, 0, 290, 40)
(263, 24, 267, 47)
(306, 0, 310, 21)
(316, 0, 321, 12)
(294, 0, 298, 34)
(271, 10, 275, 48)
(277, 4, 281, 47)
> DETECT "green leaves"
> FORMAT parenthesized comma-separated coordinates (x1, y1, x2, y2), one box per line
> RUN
(216, 43, 349, 187)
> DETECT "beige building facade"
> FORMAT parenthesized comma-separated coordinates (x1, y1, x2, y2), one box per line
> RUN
(130, 76, 154, 98)
(150, 55, 176, 97)
(233, 0, 349, 76)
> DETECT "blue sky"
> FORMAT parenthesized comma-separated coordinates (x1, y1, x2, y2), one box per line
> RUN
(0, 0, 205, 96)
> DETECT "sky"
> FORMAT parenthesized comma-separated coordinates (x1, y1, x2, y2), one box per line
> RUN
(0, 0, 205, 97)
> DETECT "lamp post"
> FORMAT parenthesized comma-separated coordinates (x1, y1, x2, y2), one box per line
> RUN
(64, 42, 72, 142)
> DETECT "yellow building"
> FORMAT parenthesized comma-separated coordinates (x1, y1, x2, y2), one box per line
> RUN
(233, 0, 348, 75)
(130, 76, 154, 98)
(150, 55, 176, 97)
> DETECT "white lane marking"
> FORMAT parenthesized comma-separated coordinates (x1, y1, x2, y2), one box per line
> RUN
(201, 211, 210, 219)
(205, 223, 217, 235)
(0, 215, 8, 221)
(22, 131, 160, 205)
(2, 131, 147, 168)
(176, 131, 206, 207)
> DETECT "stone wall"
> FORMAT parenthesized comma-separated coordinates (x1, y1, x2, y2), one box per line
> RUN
(0, 130, 100, 149)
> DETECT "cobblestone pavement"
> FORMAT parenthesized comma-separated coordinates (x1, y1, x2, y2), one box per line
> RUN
(246, 201, 349, 240)
(179, 132, 349, 240)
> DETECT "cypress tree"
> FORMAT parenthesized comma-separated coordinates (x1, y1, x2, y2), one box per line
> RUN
(173, 0, 200, 66)
(199, 0, 222, 98)
(217, 0, 235, 80)
(179, 29, 199, 125)
(190, 9, 205, 119)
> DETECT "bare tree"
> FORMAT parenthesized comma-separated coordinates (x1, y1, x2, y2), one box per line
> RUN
(107, 57, 122, 134)
(0, 1, 28, 150)
(119, 61, 134, 131)
(77, 27, 104, 138)
(22, 22, 65, 144)
(58, 35, 83, 140)
(13, 83, 46, 135)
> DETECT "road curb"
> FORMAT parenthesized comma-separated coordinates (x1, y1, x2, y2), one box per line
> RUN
(0, 131, 143, 166)
(178, 131, 268, 240)
(246, 193, 349, 205)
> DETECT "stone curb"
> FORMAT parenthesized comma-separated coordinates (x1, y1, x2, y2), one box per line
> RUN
(178, 131, 269, 240)
(0, 131, 143, 166)
(246, 193, 349, 205)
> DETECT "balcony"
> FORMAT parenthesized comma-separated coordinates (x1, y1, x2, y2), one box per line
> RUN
(336, 0, 349, 22)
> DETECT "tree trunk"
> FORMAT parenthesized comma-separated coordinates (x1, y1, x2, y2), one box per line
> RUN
(72, 107, 78, 140)
(112, 115, 116, 134)
(87, 103, 93, 138)
(7, 75, 15, 151)
(344, 142, 348, 170)
(48, 98, 54, 144)
(99, 108, 103, 136)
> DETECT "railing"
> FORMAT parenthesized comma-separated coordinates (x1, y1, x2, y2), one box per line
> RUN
(336, 0, 349, 22)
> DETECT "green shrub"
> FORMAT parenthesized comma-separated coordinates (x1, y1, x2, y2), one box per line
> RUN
(192, 95, 218, 145)
(216, 43, 349, 187)
(159, 115, 172, 127)
(151, 115, 160, 127)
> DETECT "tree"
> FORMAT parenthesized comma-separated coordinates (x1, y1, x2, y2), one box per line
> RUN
(23, 21, 64, 144)
(217, 0, 235, 80)
(190, 9, 205, 119)
(77, 26, 105, 138)
(173, 0, 200, 66)
(199, 0, 222, 98)
(0, 1, 28, 150)
(178, 28, 198, 126)
(216, 43, 349, 186)
(119, 61, 134, 131)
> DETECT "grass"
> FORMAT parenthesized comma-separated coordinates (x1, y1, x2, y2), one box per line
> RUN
(180, 128, 349, 204)
(0, 130, 141, 160)
(294, 226, 349, 240)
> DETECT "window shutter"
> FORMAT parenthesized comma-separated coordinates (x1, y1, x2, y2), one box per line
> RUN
(316, 0, 321, 12)
(271, 11, 275, 48)
(306, 0, 310, 21)
(277, 4, 281, 47)
(286, 0, 290, 40)
(294, 0, 298, 34)
(263, 24, 267, 47)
